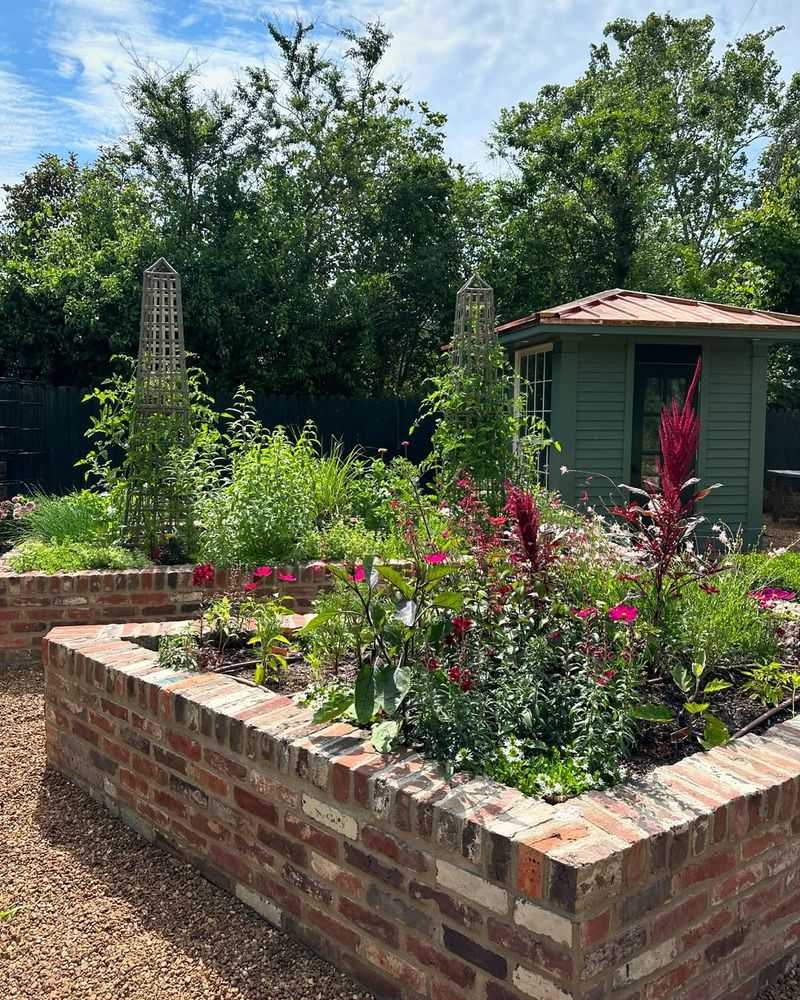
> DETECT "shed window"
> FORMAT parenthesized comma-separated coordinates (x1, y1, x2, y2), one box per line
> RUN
(631, 344, 701, 485)
(514, 344, 553, 484)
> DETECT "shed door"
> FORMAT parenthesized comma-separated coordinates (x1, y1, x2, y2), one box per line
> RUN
(631, 345, 701, 486)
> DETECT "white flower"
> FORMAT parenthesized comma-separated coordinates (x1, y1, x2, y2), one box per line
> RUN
(560, 465, 568, 475)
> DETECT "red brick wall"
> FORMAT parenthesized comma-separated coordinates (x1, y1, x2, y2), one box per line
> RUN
(44, 621, 800, 1000)
(0, 564, 330, 668)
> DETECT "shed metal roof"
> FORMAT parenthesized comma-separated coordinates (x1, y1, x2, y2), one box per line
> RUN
(495, 289, 800, 334)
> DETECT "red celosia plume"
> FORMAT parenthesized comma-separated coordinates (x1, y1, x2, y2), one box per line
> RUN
(655, 357, 701, 503)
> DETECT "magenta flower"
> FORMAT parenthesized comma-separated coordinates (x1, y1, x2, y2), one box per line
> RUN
(192, 563, 215, 586)
(350, 565, 366, 584)
(750, 587, 796, 609)
(277, 571, 297, 582)
(253, 565, 273, 579)
(596, 669, 617, 687)
(609, 604, 638, 623)
(574, 608, 597, 620)
(243, 582, 257, 592)
(424, 552, 447, 564)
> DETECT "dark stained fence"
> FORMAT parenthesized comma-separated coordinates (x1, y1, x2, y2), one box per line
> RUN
(3, 382, 430, 495)
(0, 379, 46, 498)
(764, 409, 800, 472)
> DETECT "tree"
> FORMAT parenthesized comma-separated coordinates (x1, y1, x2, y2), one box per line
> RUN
(489, 14, 788, 314)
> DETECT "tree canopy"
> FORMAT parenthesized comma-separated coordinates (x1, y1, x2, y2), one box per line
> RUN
(3, 14, 800, 402)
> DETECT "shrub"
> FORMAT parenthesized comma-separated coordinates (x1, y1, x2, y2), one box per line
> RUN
(199, 425, 317, 566)
(6, 540, 149, 573)
(296, 518, 386, 563)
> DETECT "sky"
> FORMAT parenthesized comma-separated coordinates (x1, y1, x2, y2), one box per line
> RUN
(1, 0, 799, 190)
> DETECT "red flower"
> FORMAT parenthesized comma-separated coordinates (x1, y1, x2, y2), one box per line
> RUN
(447, 666, 461, 684)
(574, 608, 597, 620)
(699, 582, 720, 595)
(253, 565, 273, 579)
(546, 629, 562, 641)
(425, 657, 440, 673)
(424, 552, 447, 564)
(596, 669, 617, 687)
(459, 672, 473, 692)
(192, 563, 215, 586)
(243, 582, 257, 592)
(350, 564, 366, 584)
(277, 571, 297, 582)
(451, 616, 473, 639)
(609, 604, 638, 623)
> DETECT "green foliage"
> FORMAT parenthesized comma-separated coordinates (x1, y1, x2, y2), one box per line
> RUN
(199, 423, 318, 567)
(247, 598, 293, 686)
(675, 560, 779, 669)
(485, 742, 617, 801)
(742, 660, 800, 709)
(6, 540, 149, 573)
(157, 631, 201, 673)
(297, 519, 386, 564)
(741, 550, 800, 593)
(80, 358, 223, 559)
(16, 490, 118, 544)
(302, 583, 362, 679)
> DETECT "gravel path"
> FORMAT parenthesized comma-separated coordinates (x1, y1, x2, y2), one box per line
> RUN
(0, 665, 374, 1000)
(3, 666, 800, 1000)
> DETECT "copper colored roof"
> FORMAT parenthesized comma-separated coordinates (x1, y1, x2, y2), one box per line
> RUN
(495, 288, 800, 334)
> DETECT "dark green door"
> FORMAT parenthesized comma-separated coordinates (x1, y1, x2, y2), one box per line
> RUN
(631, 345, 701, 485)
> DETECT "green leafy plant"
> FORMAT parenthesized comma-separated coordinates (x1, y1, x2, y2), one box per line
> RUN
(743, 660, 800, 711)
(302, 582, 363, 679)
(632, 656, 732, 749)
(13, 489, 117, 544)
(6, 539, 149, 573)
(157, 631, 201, 672)
(247, 597, 293, 686)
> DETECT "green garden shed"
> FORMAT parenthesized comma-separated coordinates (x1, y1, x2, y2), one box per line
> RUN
(496, 289, 800, 545)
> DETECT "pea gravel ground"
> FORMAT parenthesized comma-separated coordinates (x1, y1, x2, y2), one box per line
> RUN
(0, 665, 375, 1000)
(2, 666, 800, 1000)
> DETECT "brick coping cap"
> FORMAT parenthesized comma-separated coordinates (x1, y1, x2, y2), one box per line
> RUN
(44, 620, 800, 884)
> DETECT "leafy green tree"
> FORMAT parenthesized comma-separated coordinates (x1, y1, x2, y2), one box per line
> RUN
(489, 14, 787, 315)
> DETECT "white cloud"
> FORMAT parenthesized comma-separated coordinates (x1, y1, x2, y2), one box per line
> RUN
(1, 0, 799, 189)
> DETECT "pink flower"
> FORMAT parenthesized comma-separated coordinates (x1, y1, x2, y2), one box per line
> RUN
(750, 587, 796, 609)
(609, 604, 638, 623)
(277, 571, 297, 582)
(350, 565, 366, 584)
(596, 669, 617, 687)
(580, 491, 590, 503)
(243, 582, 257, 592)
(401, 440, 410, 448)
(253, 565, 273, 579)
(574, 608, 597, 620)
(192, 563, 215, 586)
(424, 552, 447, 564)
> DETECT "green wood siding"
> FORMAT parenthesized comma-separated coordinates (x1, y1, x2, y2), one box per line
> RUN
(699, 342, 752, 535)
(575, 339, 628, 504)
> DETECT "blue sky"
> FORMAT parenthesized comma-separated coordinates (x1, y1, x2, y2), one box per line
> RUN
(2, 0, 799, 189)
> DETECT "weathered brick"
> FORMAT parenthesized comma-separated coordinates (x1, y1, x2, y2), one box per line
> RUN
(344, 842, 403, 888)
(408, 879, 482, 929)
(204, 747, 248, 780)
(153, 745, 187, 775)
(187, 765, 229, 799)
(583, 925, 647, 979)
(339, 897, 398, 947)
(406, 933, 475, 988)
(233, 786, 278, 825)
(302, 794, 358, 839)
(361, 824, 429, 872)
(675, 850, 736, 890)
(488, 917, 572, 979)
(309, 852, 363, 896)
(512, 966, 574, 1000)
(257, 826, 307, 867)
(366, 884, 433, 935)
(284, 812, 339, 860)
(281, 863, 332, 904)
(442, 925, 507, 978)
(360, 938, 427, 994)
(306, 905, 359, 949)
(436, 858, 508, 915)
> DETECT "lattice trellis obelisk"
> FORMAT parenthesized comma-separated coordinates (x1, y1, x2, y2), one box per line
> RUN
(123, 258, 192, 551)
(452, 273, 497, 381)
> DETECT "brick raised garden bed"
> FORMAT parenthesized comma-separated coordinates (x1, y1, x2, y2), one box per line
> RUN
(44, 620, 800, 1000)
(0, 564, 331, 668)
